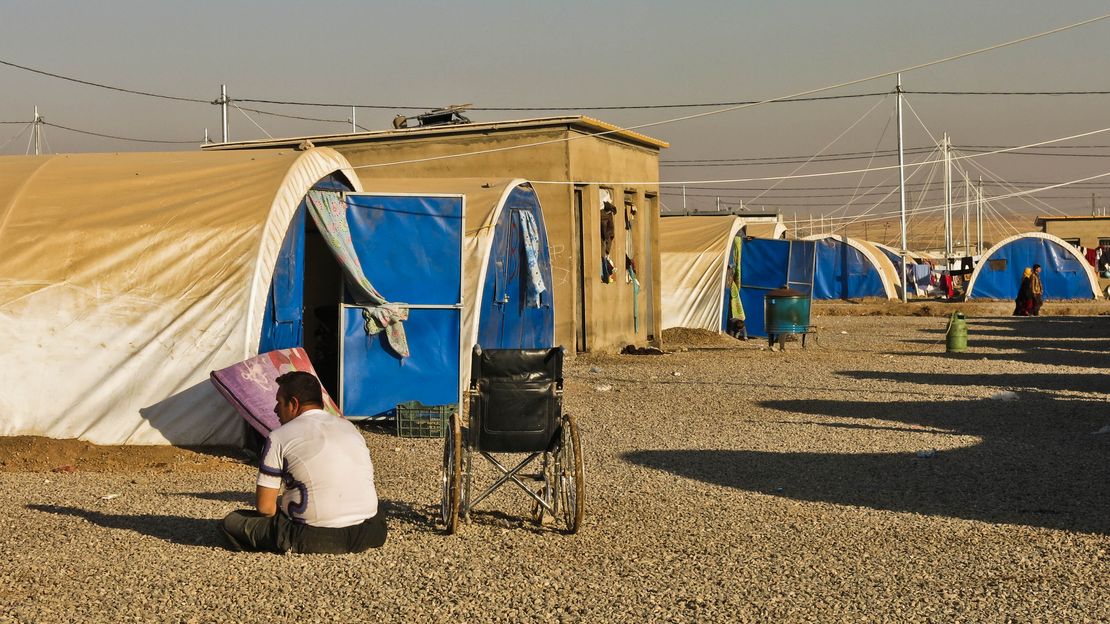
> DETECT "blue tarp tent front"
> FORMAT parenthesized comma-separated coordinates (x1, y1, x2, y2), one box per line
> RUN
(965, 232, 1099, 300)
(737, 238, 817, 337)
(346, 179, 555, 418)
(264, 178, 555, 419)
(804, 235, 898, 300)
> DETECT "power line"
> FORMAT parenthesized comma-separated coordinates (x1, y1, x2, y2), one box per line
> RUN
(908, 90, 1110, 96)
(43, 122, 199, 144)
(233, 91, 891, 111)
(663, 144, 1110, 165)
(0, 59, 209, 103)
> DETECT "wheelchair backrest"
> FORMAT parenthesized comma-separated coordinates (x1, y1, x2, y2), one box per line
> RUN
(469, 346, 563, 453)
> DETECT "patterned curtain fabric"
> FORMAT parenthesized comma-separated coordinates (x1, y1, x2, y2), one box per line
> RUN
(519, 211, 547, 308)
(729, 237, 745, 321)
(305, 190, 410, 358)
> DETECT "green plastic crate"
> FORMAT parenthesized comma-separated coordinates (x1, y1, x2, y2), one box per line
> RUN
(395, 401, 453, 438)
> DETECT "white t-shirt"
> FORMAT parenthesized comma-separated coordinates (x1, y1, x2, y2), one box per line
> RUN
(257, 409, 378, 528)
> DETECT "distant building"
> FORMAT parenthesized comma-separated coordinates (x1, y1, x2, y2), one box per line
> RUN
(1034, 215, 1110, 252)
(204, 116, 668, 353)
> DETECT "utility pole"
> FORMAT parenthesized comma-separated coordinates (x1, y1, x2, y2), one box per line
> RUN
(964, 174, 971, 257)
(682, 186, 687, 213)
(896, 73, 908, 302)
(218, 84, 229, 143)
(943, 133, 952, 264)
(976, 177, 983, 255)
(716, 196, 721, 212)
(351, 107, 357, 133)
(32, 106, 43, 155)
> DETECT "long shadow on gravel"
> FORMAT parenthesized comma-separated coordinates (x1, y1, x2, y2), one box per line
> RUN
(624, 396, 1110, 535)
(27, 504, 220, 547)
(916, 317, 1108, 339)
(891, 347, 1110, 370)
(167, 491, 253, 504)
(841, 371, 1108, 395)
(898, 317, 1110, 369)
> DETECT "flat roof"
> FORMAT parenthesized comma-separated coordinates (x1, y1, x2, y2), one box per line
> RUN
(201, 115, 669, 151)
(1035, 214, 1110, 225)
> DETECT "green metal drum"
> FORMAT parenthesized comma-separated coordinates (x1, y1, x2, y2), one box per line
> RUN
(764, 287, 811, 335)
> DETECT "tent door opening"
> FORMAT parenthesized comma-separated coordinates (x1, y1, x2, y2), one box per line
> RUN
(302, 217, 344, 400)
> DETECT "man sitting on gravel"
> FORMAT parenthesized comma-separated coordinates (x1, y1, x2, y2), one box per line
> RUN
(218, 371, 387, 554)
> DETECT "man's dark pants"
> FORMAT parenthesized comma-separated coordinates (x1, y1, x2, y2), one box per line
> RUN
(219, 510, 387, 554)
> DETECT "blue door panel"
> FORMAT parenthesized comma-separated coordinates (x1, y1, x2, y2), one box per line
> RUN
(341, 194, 463, 418)
(478, 187, 554, 349)
(259, 206, 306, 351)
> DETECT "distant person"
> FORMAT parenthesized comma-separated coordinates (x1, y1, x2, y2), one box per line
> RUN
(1029, 264, 1044, 316)
(1013, 267, 1033, 316)
(219, 371, 386, 554)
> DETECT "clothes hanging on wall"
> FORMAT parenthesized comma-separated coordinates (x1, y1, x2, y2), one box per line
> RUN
(519, 211, 548, 308)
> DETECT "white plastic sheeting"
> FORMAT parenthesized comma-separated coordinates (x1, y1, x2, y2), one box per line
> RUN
(659, 215, 743, 331)
(0, 149, 362, 445)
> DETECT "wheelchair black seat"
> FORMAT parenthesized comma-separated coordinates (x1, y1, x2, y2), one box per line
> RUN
(470, 347, 563, 453)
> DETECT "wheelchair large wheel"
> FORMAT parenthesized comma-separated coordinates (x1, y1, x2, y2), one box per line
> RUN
(440, 411, 462, 534)
(555, 412, 585, 533)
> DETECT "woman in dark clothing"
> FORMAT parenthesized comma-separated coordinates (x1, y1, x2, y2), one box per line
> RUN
(1029, 264, 1044, 316)
(1013, 267, 1032, 316)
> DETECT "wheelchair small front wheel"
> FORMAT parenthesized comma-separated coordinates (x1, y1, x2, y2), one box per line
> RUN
(440, 410, 462, 534)
(557, 412, 585, 533)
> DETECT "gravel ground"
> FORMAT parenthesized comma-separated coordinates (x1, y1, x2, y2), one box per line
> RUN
(2, 315, 1108, 623)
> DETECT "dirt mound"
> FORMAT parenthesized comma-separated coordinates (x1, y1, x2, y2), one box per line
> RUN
(0, 436, 248, 473)
(661, 327, 739, 347)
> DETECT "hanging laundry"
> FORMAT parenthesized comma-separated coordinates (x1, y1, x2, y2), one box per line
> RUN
(306, 190, 410, 358)
(518, 211, 547, 308)
(601, 255, 615, 283)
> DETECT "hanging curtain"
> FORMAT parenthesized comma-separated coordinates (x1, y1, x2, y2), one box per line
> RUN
(305, 190, 410, 358)
(729, 236, 745, 322)
(624, 203, 639, 332)
(518, 211, 547, 308)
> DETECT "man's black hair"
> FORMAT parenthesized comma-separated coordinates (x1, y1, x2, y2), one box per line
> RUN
(275, 371, 324, 406)
(1032, 263, 1042, 271)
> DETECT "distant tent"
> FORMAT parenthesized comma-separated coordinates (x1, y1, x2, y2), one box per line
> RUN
(965, 232, 1099, 300)
(870, 241, 933, 296)
(804, 234, 899, 300)
(659, 215, 815, 337)
(659, 215, 743, 330)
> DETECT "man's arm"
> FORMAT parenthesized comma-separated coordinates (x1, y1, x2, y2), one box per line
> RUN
(256, 485, 279, 517)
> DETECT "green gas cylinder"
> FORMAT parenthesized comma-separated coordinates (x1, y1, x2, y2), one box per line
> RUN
(946, 312, 968, 353)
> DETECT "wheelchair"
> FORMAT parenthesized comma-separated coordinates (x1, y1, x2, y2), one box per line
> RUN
(441, 346, 584, 534)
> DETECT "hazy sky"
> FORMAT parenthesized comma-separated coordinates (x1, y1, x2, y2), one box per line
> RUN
(2, 1, 1109, 221)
